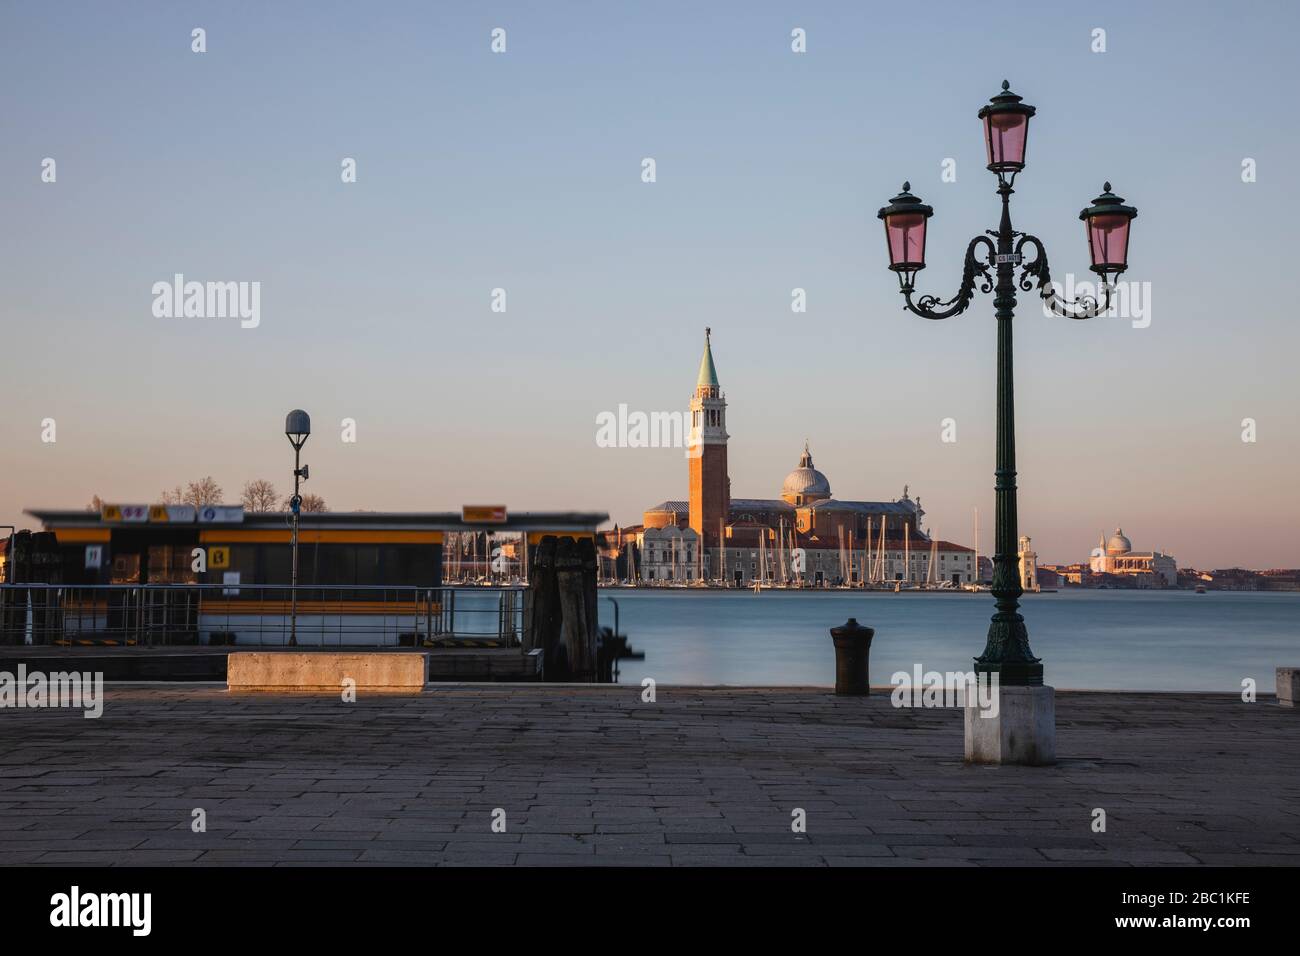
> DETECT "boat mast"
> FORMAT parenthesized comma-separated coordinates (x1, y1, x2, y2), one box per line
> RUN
(865, 517, 873, 584)
(847, 528, 853, 585)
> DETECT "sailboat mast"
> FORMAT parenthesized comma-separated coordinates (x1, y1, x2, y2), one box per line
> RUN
(842, 528, 852, 587)
(865, 517, 872, 584)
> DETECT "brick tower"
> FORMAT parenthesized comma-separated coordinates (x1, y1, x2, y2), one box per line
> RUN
(689, 328, 730, 555)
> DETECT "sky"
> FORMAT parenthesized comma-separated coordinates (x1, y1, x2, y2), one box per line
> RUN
(1, 0, 1297, 568)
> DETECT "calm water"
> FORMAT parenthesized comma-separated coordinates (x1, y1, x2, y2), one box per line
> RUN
(593, 589, 1300, 691)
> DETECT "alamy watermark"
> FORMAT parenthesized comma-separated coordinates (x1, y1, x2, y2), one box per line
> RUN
(595, 404, 701, 458)
(0, 665, 104, 718)
(1043, 273, 1150, 328)
(152, 273, 260, 329)
(50, 886, 150, 936)
(890, 665, 1000, 718)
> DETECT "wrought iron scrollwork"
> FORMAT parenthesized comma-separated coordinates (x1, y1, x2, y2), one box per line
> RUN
(1016, 234, 1111, 319)
(902, 236, 996, 320)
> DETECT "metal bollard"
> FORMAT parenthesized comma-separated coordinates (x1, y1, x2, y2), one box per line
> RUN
(829, 618, 875, 695)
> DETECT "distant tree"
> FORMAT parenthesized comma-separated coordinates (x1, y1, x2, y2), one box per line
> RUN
(86, 495, 104, 513)
(284, 493, 329, 513)
(161, 478, 223, 506)
(241, 479, 279, 512)
(183, 477, 224, 507)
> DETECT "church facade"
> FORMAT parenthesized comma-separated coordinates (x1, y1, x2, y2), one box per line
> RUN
(631, 332, 975, 586)
(1089, 528, 1177, 587)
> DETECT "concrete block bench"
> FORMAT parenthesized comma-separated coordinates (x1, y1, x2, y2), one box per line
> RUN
(1278, 668, 1299, 707)
(227, 652, 427, 693)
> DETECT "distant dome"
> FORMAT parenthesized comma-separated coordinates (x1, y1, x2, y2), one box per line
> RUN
(1105, 528, 1132, 555)
(782, 444, 831, 503)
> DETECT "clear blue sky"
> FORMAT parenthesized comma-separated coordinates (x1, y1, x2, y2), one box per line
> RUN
(1, 0, 1297, 567)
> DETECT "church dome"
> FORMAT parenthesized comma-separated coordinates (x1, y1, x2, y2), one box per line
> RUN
(782, 444, 831, 503)
(1105, 528, 1132, 555)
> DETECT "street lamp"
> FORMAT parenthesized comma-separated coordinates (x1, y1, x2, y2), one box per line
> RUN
(876, 81, 1137, 762)
(285, 409, 311, 646)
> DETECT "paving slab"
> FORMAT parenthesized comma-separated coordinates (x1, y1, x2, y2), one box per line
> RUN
(0, 686, 1297, 866)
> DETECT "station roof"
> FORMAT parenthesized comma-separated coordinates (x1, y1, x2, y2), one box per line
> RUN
(25, 508, 609, 534)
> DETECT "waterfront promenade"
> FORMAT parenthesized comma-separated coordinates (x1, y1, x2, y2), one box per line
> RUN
(1, 686, 1297, 866)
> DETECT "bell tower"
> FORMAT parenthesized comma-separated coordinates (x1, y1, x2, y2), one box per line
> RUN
(688, 328, 730, 555)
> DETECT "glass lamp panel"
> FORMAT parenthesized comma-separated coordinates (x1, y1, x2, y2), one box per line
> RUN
(984, 112, 1028, 168)
(886, 212, 927, 269)
(1087, 212, 1131, 270)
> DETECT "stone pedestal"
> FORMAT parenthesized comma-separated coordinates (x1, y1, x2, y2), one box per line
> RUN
(1277, 667, 1299, 707)
(227, 652, 427, 693)
(965, 684, 1056, 766)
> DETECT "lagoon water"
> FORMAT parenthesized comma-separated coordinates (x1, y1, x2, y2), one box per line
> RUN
(593, 589, 1300, 691)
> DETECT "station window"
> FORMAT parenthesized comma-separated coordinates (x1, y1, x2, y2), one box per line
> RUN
(382, 545, 436, 587)
(111, 552, 141, 585)
(258, 543, 293, 586)
(148, 545, 199, 585)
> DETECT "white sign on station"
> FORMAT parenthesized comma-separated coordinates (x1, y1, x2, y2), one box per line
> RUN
(198, 506, 244, 524)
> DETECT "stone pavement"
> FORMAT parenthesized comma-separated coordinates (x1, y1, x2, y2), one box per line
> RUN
(1, 686, 1297, 866)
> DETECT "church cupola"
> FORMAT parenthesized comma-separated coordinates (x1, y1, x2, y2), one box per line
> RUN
(781, 441, 831, 505)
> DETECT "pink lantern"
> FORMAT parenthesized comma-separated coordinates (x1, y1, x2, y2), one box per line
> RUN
(877, 183, 933, 284)
(1079, 184, 1138, 275)
(977, 81, 1035, 174)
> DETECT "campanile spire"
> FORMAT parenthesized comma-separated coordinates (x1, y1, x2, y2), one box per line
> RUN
(689, 329, 730, 556)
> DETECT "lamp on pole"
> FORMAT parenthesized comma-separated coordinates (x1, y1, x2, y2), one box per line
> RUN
(285, 409, 311, 647)
(876, 81, 1136, 760)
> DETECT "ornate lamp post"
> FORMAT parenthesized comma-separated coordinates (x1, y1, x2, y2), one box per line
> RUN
(285, 409, 311, 647)
(876, 82, 1136, 761)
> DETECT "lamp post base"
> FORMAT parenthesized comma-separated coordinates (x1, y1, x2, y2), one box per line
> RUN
(964, 684, 1056, 766)
(974, 659, 1044, 686)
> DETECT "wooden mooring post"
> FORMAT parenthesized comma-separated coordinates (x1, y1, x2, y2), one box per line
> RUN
(523, 535, 599, 681)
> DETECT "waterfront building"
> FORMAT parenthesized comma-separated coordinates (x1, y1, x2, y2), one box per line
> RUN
(1035, 566, 1063, 589)
(1018, 535, 1039, 591)
(1203, 568, 1261, 591)
(639, 525, 700, 582)
(1174, 568, 1300, 592)
(634, 332, 974, 586)
(1038, 563, 1089, 586)
(1088, 528, 1177, 588)
(1257, 569, 1300, 591)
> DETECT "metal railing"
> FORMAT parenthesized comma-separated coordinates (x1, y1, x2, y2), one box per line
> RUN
(0, 584, 524, 648)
